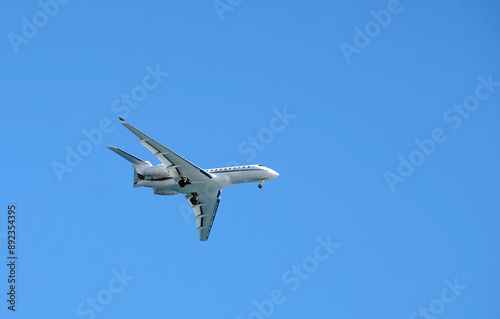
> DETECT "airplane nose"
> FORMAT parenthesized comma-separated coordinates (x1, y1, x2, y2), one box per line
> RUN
(268, 169, 279, 179)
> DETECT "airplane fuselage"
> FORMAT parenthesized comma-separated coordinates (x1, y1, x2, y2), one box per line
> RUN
(135, 164, 278, 196)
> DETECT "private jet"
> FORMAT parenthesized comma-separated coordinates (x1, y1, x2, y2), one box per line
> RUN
(108, 117, 279, 241)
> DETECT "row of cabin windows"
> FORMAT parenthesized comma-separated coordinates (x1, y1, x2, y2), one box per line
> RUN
(209, 166, 253, 172)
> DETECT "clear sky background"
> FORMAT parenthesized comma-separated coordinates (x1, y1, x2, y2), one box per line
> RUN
(1, 1, 499, 318)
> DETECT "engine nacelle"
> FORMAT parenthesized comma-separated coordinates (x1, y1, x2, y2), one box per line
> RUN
(139, 164, 171, 178)
(154, 189, 179, 195)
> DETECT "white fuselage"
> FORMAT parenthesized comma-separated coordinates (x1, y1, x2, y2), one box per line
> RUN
(135, 164, 279, 196)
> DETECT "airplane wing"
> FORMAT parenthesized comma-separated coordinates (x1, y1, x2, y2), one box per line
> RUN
(186, 190, 222, 241)
(118, 116, 212, 182)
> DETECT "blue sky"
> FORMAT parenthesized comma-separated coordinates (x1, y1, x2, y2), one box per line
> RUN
(1, 1, 500, 318)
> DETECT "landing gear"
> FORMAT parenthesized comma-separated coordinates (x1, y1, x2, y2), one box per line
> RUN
(258, 179, 264, 189)
(178, 177, 191, 188)
(258, 183, 263, 189)
(189, 193, 199, 205)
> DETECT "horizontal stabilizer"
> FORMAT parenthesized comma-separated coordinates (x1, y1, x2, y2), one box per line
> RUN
(107, 146, 148, 165)
(118, 117, 212, 181)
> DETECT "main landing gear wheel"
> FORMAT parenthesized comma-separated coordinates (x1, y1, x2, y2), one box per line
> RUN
(178, 177, 191, 188)
(189, 193, 199, 205)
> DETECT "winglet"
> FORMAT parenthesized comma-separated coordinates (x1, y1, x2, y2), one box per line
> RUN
(119, 116, 125, 122)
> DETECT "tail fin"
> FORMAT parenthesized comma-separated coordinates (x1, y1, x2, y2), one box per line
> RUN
(133, 167, 139, 187)
(108, 146, 150, 188)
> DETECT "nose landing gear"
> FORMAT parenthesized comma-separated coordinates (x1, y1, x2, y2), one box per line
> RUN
(258, 179, 265, 189)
